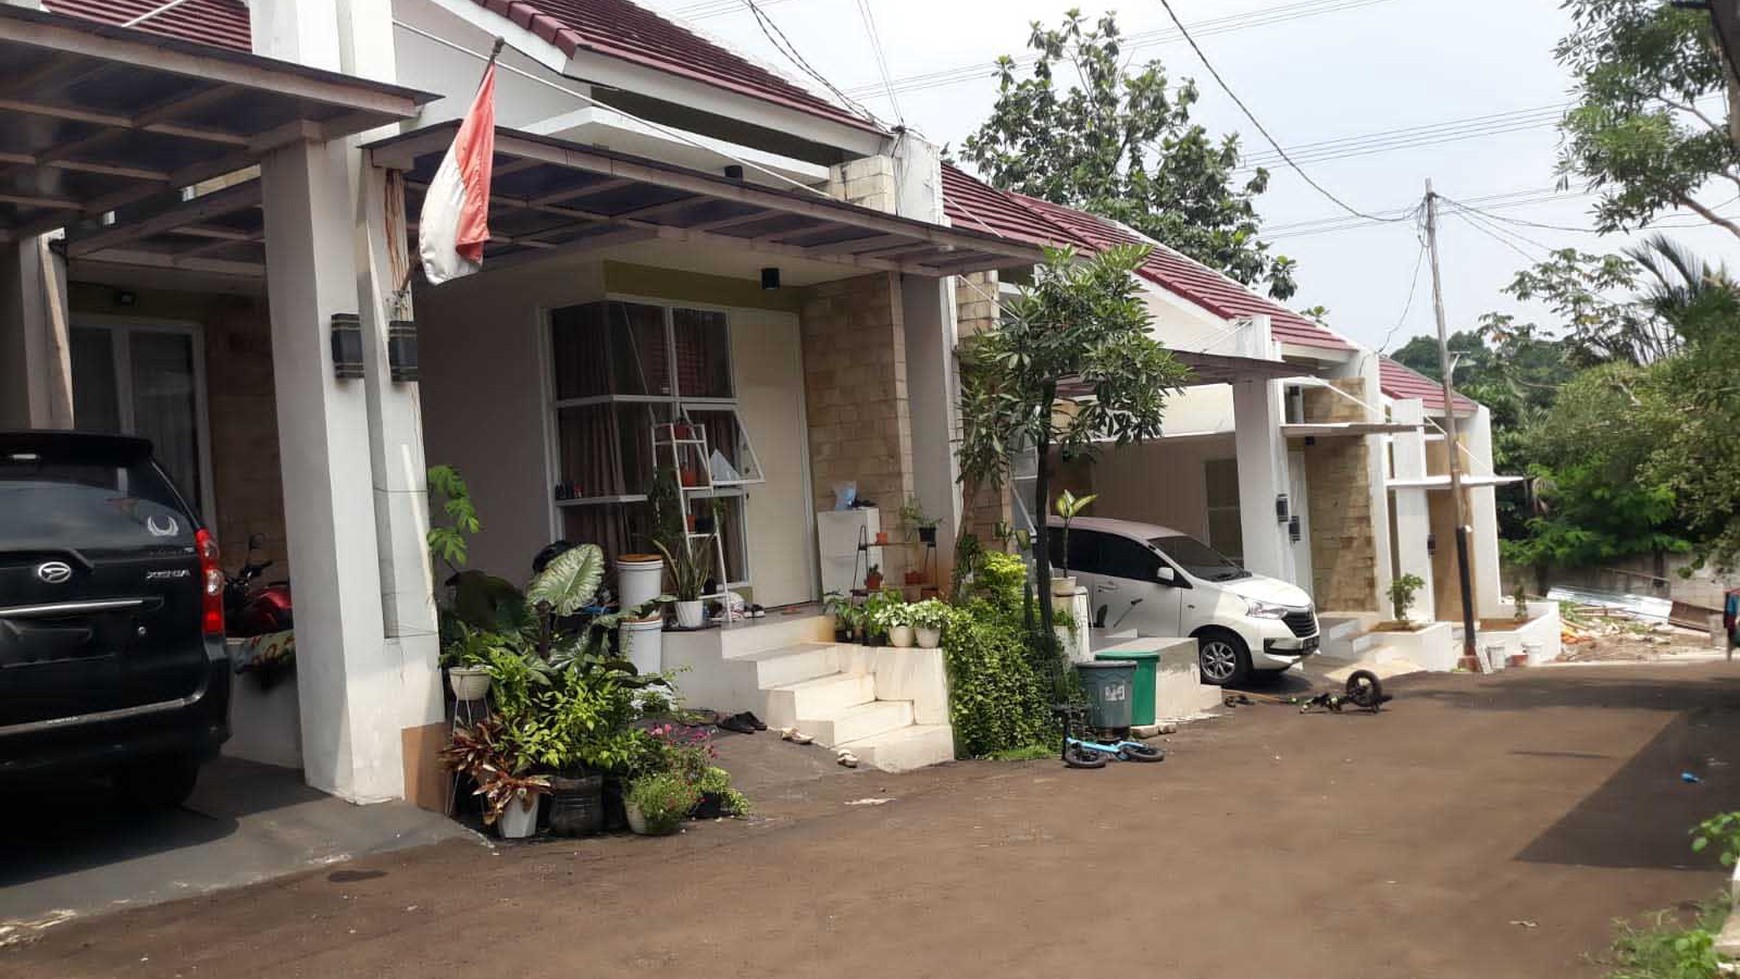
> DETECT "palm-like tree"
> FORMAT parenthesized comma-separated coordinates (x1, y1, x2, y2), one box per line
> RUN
(1623, 234, 1739, 357)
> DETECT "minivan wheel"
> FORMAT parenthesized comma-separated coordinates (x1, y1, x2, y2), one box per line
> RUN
(115, 755, 201, 810)
(1196, 630, 1251, 687)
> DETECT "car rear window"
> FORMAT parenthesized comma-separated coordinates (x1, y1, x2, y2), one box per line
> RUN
(0, 450, 196, 550)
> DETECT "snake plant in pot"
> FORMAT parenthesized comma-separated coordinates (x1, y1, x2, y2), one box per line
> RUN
(654, 535, 714, 629)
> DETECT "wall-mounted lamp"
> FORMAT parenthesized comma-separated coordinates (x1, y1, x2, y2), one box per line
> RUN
(724, 164, 744, 180)
(1426, 533, 1438, 556)
(330, 313, 363, 380)
(1274, 493, 1290, 523)
(1288, 515, 1302, 543)
(760, 266, 781, 290)
(388, 319, 418, 382)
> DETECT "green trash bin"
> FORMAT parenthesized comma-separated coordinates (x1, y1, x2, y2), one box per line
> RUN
(1096, 649, 1158, 727)
(1076, 660, 1136, 731)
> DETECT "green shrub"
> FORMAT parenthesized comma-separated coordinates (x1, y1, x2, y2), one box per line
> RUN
(941, 600, 1054, 757)
(970, 551, 1029, 612)
(1605, 903, 1727, 979)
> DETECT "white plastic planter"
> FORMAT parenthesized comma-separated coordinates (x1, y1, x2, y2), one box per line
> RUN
(497, 794, 540, 839)
(1051, 576, 1078, 598)
(617, 554, 664, 612)
(674, 600, 706, 629)
(448, 666, 490, 702)
(620, 616, 665, 675)
(915, 626, 942, 649)
(889, 624, 915, 648)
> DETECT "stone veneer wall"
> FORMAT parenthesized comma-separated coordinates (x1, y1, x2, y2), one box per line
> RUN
(953, 270, 1010, 547)
(1300, 378, 1377, 611)
(799, 272, 918, 583)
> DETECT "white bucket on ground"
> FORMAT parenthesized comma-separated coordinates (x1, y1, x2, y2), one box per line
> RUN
(620, 616, 665, 675)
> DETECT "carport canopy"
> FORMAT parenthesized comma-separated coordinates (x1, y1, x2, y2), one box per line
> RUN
(0, 4, 431, 247)
(1058, 348, 1329, 399)
(363, 121, 1045, 278)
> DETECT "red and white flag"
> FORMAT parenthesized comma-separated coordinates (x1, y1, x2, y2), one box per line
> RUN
(419, 52, 499, 285)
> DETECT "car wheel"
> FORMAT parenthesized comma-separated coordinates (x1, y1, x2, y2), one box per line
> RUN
(115, 755, 201, 810)
(1196, 630, 1251, 687)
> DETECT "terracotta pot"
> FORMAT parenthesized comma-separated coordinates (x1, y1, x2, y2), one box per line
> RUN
(904, 571, 924, 586)
(864, 573, 884, 591)
(874, 531, 889, 545)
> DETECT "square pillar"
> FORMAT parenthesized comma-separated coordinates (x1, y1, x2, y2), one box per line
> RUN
(1230, 316, 1294, 583)
(1389, 398, 1435, 622)
(0, 236, 73, 429)
(1464, 405, 1504, 617)
(901, 274, 961, 580)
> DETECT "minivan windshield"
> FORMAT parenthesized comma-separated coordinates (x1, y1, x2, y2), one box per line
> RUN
(1150, 535, 1250, 581)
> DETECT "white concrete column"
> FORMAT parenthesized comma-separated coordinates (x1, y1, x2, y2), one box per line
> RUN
(902, 275, 961, 567)
(1357, 352, 1394, 614)
(1389, 398, 1435, 622)
(1465, 405, 1503, 617)
(0, 236, 73, 429)
(1231, 316, 1294, 583)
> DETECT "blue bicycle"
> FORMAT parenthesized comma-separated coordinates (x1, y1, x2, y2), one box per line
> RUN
(1055, 705, 1165, 769)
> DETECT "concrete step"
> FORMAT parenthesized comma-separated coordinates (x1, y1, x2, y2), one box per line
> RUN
(1319, 615, 1365, 643)
(840, 723, 956, 773)
(763, 672, 876, 731)
(718, 614, 835, 658)
(730, 642, 843, 689)
(801, 699, 914, 747)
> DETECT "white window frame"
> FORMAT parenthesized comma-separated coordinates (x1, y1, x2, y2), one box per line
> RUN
(70, 315, 217, 526)
(540, 294, 768, 589)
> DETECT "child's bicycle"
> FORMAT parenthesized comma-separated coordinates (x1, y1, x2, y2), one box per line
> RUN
(1054, 705, 1165, 769)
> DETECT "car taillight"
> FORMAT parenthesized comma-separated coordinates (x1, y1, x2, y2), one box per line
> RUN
(196, 528, 224, 636)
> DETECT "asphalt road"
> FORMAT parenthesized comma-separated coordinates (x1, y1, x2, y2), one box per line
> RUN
(7, 660, 1740, 978)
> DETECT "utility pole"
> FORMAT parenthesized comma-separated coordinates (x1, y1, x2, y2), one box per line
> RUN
(1422, 179, 1482, 672)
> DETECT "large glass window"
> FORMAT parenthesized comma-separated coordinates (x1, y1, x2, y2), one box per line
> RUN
(548, 301, 761, 586)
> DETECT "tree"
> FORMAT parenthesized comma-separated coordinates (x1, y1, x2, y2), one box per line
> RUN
(962, 10, 1297, 299)
(956, 244, 1192, 646)
(1556, 0, 1740, 239)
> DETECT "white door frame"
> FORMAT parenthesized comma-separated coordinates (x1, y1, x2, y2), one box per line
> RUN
(71, 314, 217, 526)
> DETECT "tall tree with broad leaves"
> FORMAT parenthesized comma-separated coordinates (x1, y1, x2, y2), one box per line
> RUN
(1557, 0, 1740, 239)
(962, 10, 1297, 299)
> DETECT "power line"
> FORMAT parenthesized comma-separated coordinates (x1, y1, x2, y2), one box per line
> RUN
(1155, 0, 1404, 225)
(842, 0, 1402, 100)
(1449, 207, 1544, 265)
(674, 0, 797, 20)
(1265, 187, 1601, 240)
(1238, 104, 1568, 171)
(856, 0, 903, 126)
(741, 0, 886, 128)
(1376, 217, 1429, 355)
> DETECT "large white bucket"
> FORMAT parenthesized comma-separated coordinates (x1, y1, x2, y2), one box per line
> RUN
(617, 554, 664, 612)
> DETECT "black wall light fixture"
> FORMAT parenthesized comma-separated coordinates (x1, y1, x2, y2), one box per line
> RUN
(330, 313, 364, 380)
(1288, 515, 1302, 543)
(1275, 494, 1289, 522)
(761, 267, 780, 290)
(388, 319, 418, 382)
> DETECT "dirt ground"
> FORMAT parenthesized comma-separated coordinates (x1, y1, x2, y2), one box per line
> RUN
(8, 661, 1740, 979)
(1558, 626, 1723, 663)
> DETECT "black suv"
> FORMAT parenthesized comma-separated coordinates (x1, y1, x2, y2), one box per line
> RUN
(0, 431, 230, 807)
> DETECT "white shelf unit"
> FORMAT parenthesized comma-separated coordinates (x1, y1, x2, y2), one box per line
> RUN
(652, 419, 733, 606)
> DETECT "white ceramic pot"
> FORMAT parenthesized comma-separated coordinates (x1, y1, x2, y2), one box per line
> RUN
(625, 801, 649, 835)
(448, 666, 491, 702)
(674, 600, 706, 629)
(620, 616, 665, 675)
(616, 554, 665, 612)
(497, 793, 540, 839)
(915, 626, 942, 649)
(1051, 575, 1078, 597)
(889, 624, 915, 648)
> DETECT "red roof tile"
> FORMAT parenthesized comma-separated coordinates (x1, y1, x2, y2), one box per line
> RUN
(465, 0, 882, 135)
(1379, 356, 1478, 413)
(941, 166, 1350, 352)
(44, 0, 251, 52)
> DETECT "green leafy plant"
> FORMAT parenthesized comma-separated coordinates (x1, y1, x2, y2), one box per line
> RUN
(952, 532, 985, 595)
(525, 543, 605, 618)
(696, 765, 752, 817)
(1604, 904, 1727, 979)
(654, 537, 713, 602)
(969, 551, 1030, 613)
(1052, 489, 1098, 579)
(863, 589, 905, 639)
(647, 466, 686, 555)
(907, 598, 951, 632)
(427, 465, 479, 574)
(439, 720, 551, 826)
(940, 601, 1053, 757)
(1513, 583, 1530, 623)
(897, 495, 939, 538)
(1691, 812, 1740, 868)
(1388, 573, 1426, 623)
(627, 771, 701, 835)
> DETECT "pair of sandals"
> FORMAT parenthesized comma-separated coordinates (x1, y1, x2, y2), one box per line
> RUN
(776, 728, 858, 768)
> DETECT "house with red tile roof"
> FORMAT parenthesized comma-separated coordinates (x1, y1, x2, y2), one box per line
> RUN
(0, 0, 1516, 809)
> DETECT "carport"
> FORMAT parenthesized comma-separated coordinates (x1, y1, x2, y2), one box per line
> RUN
(0, 2, 445, 806)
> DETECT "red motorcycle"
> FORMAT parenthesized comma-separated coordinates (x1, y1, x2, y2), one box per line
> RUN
(224, 533, 293, 637)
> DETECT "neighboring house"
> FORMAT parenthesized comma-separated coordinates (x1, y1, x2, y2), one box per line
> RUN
(938, 169, 1516, 655)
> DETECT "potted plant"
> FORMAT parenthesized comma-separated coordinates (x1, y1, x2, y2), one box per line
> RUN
(864, 563, 884, 592)
(694, 766, 751, 819)
(898, 495, 940, 545)
(908, 598, 950, 649)
(655, 537, 713, 629)
(903, 569, 924, 586)
(864, 589, 902, 648)
(1388, 572, 1426, 626)
(440, 624, 495, 701)
(440, 719, 550, 839)
(625, 771, 700, 836)
(618, 596, 672, 676)
(1051, 489, 1098, 597)
(823, 591, 852, 642)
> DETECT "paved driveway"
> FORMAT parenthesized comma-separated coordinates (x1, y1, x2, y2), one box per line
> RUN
(6, 661, 1740, 978)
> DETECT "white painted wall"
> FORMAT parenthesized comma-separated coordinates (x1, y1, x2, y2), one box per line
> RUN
(730, 308, 815, 606)
(1084, 435, 1233, 541)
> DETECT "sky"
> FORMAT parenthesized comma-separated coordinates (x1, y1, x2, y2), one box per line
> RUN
(637, 0, 1740, 353)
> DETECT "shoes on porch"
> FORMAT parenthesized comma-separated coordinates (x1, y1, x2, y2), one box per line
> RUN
(737, 711, 768, 731)
(779, 727, 814, 745)
(835, 750, 860, 768)
(717, 714, 757, 735)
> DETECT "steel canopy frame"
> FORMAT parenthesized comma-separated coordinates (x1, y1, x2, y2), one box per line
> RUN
(364, 121, 1044, 277)
(0, 3, 433, 244)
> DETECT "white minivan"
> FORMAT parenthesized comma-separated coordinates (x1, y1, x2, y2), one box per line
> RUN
(1046, 516, 1320, 685)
